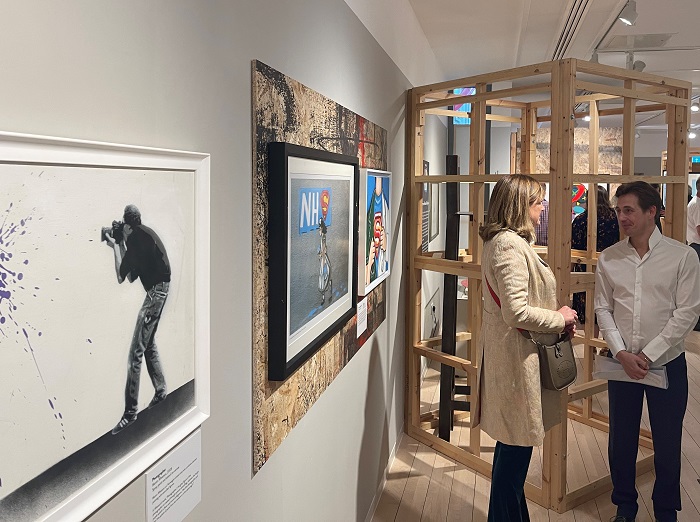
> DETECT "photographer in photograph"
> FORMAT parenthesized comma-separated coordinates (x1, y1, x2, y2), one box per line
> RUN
(103, 204, 171, 435)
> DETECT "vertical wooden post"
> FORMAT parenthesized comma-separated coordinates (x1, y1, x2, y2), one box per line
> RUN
(406, 89, 424, 433)
(547, 58, 576, 511)
(520, 104, 537, 174)
(667, 89, 690, 242)
(622, 80, 636, 176)
(583, 99, 600, 419)
(467, 83, 486, 456)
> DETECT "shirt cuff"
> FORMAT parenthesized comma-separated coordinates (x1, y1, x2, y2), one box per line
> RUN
(641, 336, 670, 363)
(604, 329, 626, 357)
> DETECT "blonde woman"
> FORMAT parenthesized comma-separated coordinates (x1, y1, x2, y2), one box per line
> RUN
(475, 175, 577, 521)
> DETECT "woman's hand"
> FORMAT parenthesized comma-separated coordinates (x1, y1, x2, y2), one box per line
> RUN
(564, 322, 576, 339)
(557, 306, 578, 327)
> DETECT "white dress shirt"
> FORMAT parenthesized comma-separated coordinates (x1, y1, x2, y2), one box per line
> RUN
(687, 196, 700, 245)
(595, 227, 700, 366)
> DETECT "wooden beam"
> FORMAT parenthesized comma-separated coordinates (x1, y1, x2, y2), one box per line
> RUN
(575, 59, 691, 90)
(414, 256, 482, 278)
(425, 108, 471, 118)
(486, 113, 522, 123)
(567, 379, 607, 401)
(413, 61, 554, 97)
(622, 80, 636, 176)
(666, 88, 690, 240)
(413, 344, 475, 372)
(417, 83, 552, 112)
(406, 88, 423, 432)
(420, 331, 472, 348)
(575, 80, 689, 107)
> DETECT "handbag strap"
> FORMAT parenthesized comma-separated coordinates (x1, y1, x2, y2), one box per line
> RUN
(484, 275, 531, 339)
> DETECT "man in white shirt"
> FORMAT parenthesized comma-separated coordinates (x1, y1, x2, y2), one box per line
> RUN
(595, 181, 700, 522)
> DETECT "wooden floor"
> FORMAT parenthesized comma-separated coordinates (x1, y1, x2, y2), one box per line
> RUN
(372, 331, 700, 522)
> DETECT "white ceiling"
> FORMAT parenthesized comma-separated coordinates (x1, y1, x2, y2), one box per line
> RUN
(408, 0, 700, 131)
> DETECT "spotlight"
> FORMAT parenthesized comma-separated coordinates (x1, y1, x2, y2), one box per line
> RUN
(584, 115, 591, 122)
(690, 131, 697, 139)
(691, 103, 699, 112)
(619, 0, 638, 26)
(632, 60, 646, 72)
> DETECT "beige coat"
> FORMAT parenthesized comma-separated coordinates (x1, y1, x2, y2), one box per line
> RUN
(474, 230, 566, 447)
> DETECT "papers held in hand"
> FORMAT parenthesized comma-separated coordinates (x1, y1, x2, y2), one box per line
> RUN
(592, 354, 669, 389)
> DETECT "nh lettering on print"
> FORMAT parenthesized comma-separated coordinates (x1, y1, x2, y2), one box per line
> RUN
(299, 188, 332, 234)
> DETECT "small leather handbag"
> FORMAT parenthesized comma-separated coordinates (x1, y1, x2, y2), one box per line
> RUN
(485, 276, 577, 391)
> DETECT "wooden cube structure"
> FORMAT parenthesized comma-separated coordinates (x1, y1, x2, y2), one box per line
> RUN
(405, 58, 691, 512)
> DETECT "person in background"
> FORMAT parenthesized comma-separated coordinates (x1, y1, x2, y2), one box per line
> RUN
(595, 181, 700, 522)
(476, 175, 577, 521)
(687, 178, 700, 259)
(534, 184, 548, 246)
(571, 185, 619, 332)
(686, 178, 700, 331)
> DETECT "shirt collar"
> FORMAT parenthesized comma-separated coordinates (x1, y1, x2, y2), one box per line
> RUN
(623, 225, 663, 252)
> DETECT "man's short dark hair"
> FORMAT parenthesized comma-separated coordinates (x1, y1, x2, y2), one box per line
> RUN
(123, 204, 142, 227)
(695, 177, 700, 191)
(615, 181, 662, 219)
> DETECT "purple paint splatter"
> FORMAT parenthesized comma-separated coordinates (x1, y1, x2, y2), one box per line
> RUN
(1, 200, 67, 445)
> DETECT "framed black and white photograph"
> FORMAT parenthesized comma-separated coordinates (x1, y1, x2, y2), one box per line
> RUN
(0, 132, 210, 522)
(267, 142, 359, 381)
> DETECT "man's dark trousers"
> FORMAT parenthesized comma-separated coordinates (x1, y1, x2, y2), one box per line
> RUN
(608, 354, 687, 522)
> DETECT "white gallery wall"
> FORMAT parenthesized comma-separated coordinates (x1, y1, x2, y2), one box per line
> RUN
(0, 1, 443, 520)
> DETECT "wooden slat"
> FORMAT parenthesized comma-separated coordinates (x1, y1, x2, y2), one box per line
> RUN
(414, 256, 482, 278)
(568, 379, 608, 402)
(537, 103, 670, 122)
(407, 88, 422, 432)
(576, 80, 689, 106)
(417, 83, 552, 112)
(425, 108, 471, 118)
(486, 113, 521, 123)
(575, 59, 691, 89)
(420, 331, 472, 348)
(667, 88, 690, 241)
(413, 344, 475, 373)
(622, 80, 636, 176)
(413, 61, 554, 97)
(408, 424, 493, 476)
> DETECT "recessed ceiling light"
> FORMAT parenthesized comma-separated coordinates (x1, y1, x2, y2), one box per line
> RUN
(619, 1, 638, 26)
(691, 103, 699, 112)
(690, 131, 697, 139)
(583, 115, 591, 122)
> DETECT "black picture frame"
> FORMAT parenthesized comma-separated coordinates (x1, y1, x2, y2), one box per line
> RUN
(267, 142, 359, 381)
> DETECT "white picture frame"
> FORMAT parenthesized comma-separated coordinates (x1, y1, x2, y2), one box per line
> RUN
(0, 131, 210, 521)
(358, 168, 391, 296)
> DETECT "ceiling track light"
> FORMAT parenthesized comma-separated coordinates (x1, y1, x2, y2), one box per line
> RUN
(691, 103, 699, 113)
(618, 0, 638, 26)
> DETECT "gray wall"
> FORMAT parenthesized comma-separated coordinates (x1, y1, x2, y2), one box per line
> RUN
(0, 1, 413, 520)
